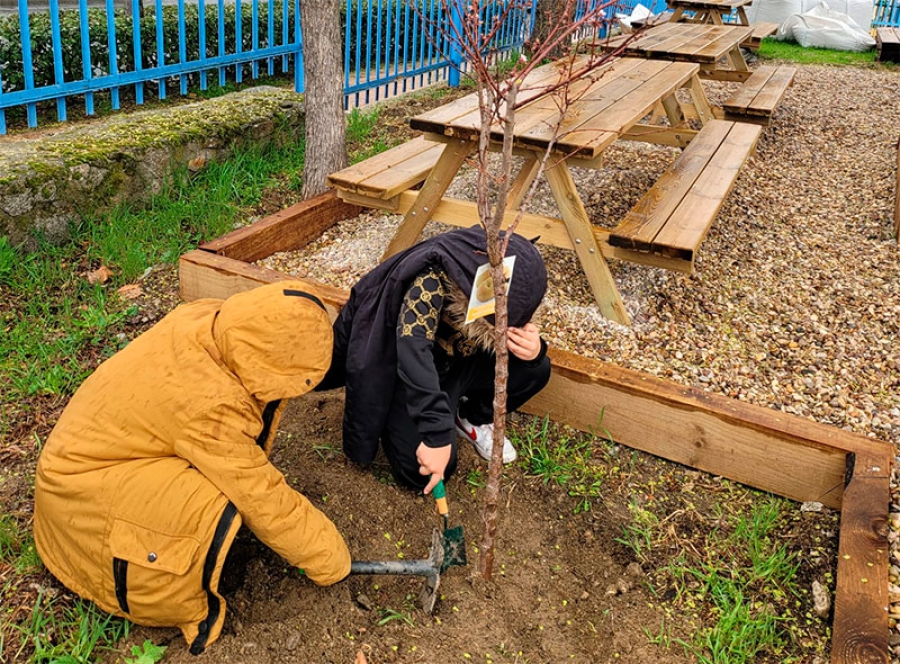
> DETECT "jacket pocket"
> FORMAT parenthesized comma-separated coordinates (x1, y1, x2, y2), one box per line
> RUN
(108, 518, 202, 618)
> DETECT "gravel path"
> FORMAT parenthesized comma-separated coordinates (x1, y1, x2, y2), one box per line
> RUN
(259, 63, 900, 653)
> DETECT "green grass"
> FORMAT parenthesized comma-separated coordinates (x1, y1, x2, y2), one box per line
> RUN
(622, 494, 810, 663)
(0, 138, 307, 404)
(346, 106, 396, 163)
(12, 592, 130, 664)
(758, 38, 879, 66)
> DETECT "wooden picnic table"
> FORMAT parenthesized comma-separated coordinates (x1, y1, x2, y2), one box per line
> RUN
(601, 22, 756, 82)
(668, 0, 754, 25)
(663, 0, 780, 49)
(330, 55, 743, 325)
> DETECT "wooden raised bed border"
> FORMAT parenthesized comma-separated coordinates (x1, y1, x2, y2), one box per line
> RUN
(179, 190, 892, 664)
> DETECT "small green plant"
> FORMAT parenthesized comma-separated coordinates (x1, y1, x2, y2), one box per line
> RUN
(346, 106, 381, 144)
(377, 604, 416, 628)
(647, 497, 805, 663)
(465, 468, 485, 488)
(124, 639, 168, 664)
(0, 236, 15, 287)
(615, 497, 659, 561)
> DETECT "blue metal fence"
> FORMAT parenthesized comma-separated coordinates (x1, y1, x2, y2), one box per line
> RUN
(0, 0, 539, 134)
(873, 0, 900, 26)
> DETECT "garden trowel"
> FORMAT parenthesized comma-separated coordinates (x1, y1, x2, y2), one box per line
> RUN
(431, 479, 467, 572)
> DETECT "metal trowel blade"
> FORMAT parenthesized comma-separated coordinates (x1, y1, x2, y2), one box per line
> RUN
(440, 525, 467, 571)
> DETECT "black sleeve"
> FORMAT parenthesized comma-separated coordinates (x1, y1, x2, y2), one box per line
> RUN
(395, 270, 456, 448)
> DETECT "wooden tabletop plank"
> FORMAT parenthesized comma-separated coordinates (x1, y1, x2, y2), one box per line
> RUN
(516, 60, 687, 153)
(605, 23, 753, 62)
(503, 58, 652, 144)
(552, 63, 700, 156)
(611, 119, 732, 251)
(411, 55, 599, 135)
(410, 57, 699, 158)
(653, 121, 761, 259)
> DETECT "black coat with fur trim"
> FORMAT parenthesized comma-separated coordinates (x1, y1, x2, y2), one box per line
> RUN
(329, 226, 547, 466)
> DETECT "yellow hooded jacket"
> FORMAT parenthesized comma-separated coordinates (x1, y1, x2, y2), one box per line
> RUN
(34, 281, 351, 654)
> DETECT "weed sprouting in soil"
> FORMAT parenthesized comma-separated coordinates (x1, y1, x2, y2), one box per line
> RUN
(511, 414, 624, 513)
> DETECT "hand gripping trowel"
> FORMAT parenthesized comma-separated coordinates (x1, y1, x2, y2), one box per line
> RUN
(349, 480, 466, 614)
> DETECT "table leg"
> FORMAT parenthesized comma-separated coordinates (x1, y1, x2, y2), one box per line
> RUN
(686, 74, 715, 125)
(381, 138, 474, 261)
(506, 153, 542, 211)
(661, 93, 686, 127)
(725, 44, 750, 73)
(736, 7, 749, 25)
(544, 160, 631, 325)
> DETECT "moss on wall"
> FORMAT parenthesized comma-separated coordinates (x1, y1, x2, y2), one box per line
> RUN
(0, 86, 304, 250)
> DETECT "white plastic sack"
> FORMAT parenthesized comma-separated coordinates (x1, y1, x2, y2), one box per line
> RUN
(746, 0, 803, 26)
(798, 0, 874, 30)
(616, 3, 652, 29)
(776, 1, 876, 50)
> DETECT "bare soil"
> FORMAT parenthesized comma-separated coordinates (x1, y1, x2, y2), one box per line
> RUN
(109, 391, 699, 664)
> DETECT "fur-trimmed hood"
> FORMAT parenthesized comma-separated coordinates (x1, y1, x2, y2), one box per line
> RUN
(441, 278, 496, 354)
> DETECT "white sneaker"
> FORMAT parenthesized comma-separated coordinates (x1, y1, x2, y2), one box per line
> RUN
(455, 412, 517, 464)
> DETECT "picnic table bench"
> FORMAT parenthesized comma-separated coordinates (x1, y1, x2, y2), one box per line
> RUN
(601, 23, 795, 125)
(722, 65, 797, 124)
(328, 57, 763, 325)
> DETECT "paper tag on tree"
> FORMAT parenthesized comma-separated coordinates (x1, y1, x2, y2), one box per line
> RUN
(464, 256, 516, 324)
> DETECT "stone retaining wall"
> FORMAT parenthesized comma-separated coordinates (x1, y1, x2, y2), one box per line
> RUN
(0, 86, 304, 251)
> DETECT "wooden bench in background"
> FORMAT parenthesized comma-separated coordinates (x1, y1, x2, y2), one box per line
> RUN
(877, 27, 900, 63)
(609, 119, 762, 263)
(743, 21, 778, 49)
(722, 65, 797, 125)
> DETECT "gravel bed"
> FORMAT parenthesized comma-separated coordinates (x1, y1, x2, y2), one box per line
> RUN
(259, 63, 900, 653)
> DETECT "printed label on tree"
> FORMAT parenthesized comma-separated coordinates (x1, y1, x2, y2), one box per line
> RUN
(464, 256, 516, 324)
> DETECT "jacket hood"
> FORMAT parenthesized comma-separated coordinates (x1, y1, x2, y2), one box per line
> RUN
(213, 282, 333, 403)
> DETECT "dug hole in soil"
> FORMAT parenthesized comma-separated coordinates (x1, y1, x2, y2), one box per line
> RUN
(113, 391, 697, 664)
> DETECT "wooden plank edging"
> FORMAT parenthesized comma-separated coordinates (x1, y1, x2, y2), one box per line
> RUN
(176, 190, 892, 664)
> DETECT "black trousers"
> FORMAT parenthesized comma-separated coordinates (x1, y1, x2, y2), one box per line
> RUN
(382, 351, 551, 490)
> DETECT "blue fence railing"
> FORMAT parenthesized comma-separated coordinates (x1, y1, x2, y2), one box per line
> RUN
(0, 0, 537, 134)
(873, 0, 900, 26)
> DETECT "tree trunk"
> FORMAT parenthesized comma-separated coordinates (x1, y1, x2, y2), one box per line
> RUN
(300, 0, 347, 199)
(531, 0, 568, 60)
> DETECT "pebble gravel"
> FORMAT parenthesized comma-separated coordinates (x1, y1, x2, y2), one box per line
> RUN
(257, 63, 900, 653)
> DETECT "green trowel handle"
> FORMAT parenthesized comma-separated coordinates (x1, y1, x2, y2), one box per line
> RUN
(432, 479, 449, 517)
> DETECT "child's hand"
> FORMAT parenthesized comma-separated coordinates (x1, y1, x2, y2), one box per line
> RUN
(507, 323, 541, 361)
(417, 442, 452, 493)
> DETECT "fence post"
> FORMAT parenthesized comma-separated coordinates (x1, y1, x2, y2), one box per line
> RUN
(448, 0, 462, 87)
